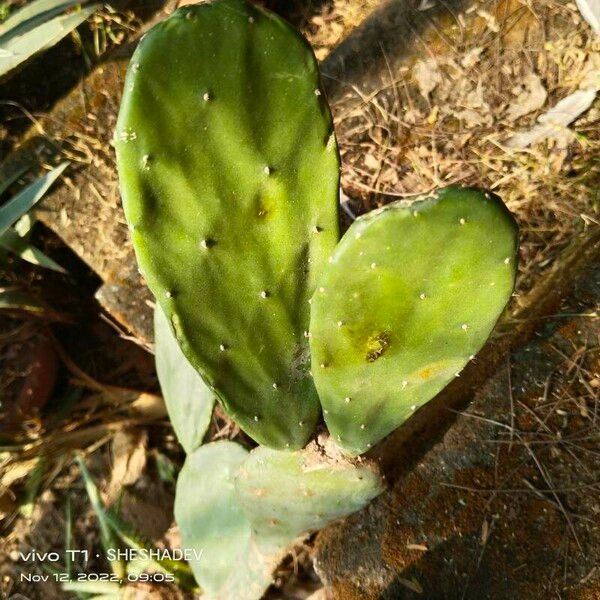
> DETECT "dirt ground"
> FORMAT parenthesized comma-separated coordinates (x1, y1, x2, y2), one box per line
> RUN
(0, 0, 598, 598)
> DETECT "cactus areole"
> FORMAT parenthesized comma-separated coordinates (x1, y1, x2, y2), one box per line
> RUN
(115, 0, 340, 450)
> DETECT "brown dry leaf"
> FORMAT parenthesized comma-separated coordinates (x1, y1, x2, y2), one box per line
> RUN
(130, 392, 167, 419)
(404, 107, 424, 124)
(413, 58, 442, 99)
(481, 518, 490, 545)
(106, 429, 148, 505)
(162, 524, 183, 549)
(0, 459, 39, 489)
(398, 577, 424, 593)
(123, 582, 184, 600)
(576, 0, 600, 33)
(580, 55, 600, 90)
(0, 491, 16, 518)
(177, 0, 210, 6)
(453, 80, 494, 128)
(380, 167, 399, 185)
(476, 8, 499, 32)
(505, 73, 547, 121)
(407, 543, 429, 551)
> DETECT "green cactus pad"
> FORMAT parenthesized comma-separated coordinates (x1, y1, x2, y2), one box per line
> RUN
(310, 187, 519, 454)
(174, 441, 275, 600)
(154, 305, 214, 453)
(235, 441, 385, 544)
(115, 0, 340, 449)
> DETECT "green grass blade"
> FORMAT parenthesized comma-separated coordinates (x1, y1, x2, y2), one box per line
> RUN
(65, 494, 73, 577)
(0, 163, 68, 236)
(61, 581, 122, 596)
(103, 508, 198, 591)
(19, 456, 47, 517)
(0, 288, 47, 314)
(75, 455, 126, 579)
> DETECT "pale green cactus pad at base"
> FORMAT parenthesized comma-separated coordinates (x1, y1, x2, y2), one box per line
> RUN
(310, 187, 519, 455)
(154, 305, 214, 453)
(174, 441, 273, 600)
(115, 0, 340, 450)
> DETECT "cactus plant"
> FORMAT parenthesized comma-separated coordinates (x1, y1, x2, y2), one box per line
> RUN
(175, 440, 383, 600)
(115, 0, 340, 451)
(309, 187, 519, 454)
(118, 2, 520, 596)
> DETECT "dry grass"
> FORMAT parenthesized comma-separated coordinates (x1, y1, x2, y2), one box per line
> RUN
(314, 0, 599, 296)
(304, 0, 382, 60)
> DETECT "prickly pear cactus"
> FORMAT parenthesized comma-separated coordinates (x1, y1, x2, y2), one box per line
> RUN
(235, 440, 385, 544)
(310, 187, 519, 455)
(115, 0, 340, 449)
(176, 440, 383, 600)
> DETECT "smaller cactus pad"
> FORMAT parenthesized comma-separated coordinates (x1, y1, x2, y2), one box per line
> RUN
(115, 0, 340, 450)
(175, 441, 275, 600)
(235, 441, 385, 544)
(309, 187, 519, 454)
(154, 306, 214, 453)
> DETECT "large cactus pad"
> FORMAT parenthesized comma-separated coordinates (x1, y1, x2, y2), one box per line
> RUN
(310, 187, 519, 454)
(115, 0, 340, 449)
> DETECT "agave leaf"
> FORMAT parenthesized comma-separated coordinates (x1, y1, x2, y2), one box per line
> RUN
(0, 4, 99, 77)
(0, 163, 68, 236)
(0, 0, 93, 37)
(14, 213, 33, 236)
